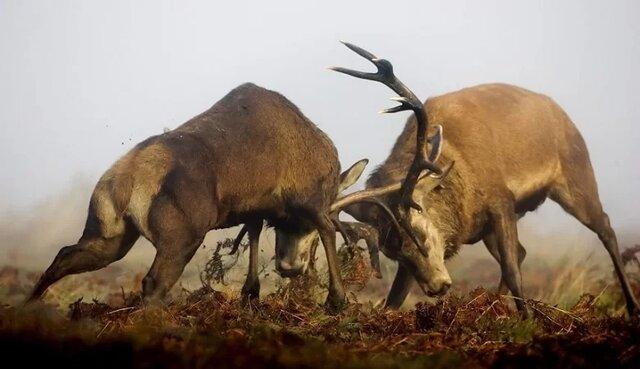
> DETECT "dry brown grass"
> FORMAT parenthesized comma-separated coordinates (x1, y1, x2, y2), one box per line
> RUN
(1, 241, 639, 369)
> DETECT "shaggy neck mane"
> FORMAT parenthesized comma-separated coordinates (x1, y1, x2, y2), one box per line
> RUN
(367, 115, 419, 188)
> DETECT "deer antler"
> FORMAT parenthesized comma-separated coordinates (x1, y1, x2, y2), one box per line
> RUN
(329, 161, 453, 255)
(330, 41, 444, 251)
(330, 41, 442, 214)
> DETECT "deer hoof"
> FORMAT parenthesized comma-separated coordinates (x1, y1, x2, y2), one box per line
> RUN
(324, 293, 347, 314)
(241, 281, 260, 306)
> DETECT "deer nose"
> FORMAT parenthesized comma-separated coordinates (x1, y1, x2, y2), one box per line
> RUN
(277, 260, 304, 278)
(438, 281, 451, 295)
(429, 277, 452, 296)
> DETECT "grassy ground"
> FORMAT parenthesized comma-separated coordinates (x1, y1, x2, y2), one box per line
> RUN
(1, 240, 639, 369)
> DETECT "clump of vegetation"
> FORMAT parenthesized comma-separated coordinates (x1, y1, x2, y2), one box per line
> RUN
(200, 238, 248, 287)
(338, 241, 376, 291)
(1, 246, 639, 369)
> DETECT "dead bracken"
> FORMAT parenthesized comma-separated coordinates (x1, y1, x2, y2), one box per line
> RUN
(1, 255, 639, 369)
(200, 238, 248, 287)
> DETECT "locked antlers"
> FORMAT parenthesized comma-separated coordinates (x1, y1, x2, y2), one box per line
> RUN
(329, 41, 443, 215)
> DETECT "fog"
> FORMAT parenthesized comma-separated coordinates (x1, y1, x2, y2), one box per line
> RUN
(1, 1, 639, 268)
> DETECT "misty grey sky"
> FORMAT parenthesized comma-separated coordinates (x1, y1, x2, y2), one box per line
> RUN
(1, 0, 639, 232)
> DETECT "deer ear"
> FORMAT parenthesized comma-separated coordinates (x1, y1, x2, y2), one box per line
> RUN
(338, 159, 369, 193)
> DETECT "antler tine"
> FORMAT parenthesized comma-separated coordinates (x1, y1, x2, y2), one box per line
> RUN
(352, 198, 426, 256)
(330, 42, 422, 109)
(340, 40, 378, 60)
(331, 213, 353, 246)
(229, 225, 248, 255)
(328, 42, 381, 82)
(329, 160, 455, 256)
(330, 159, 454, 213)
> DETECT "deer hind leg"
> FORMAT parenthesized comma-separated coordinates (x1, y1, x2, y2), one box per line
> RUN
(28, 218, 139, 302)
(142, 237, 202, 303)
(241, 220, 263, 303)
(483, 233, 527, 294)
(142, 196, 207, 303)
(550, 181, 640, 316)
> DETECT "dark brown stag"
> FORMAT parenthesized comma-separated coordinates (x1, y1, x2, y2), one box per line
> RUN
(330, 42, 639, 317)
(27, 83, 402, 310)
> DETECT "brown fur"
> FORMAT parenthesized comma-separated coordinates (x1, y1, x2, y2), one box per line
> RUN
(370, 84, 591, 247)
(94, 143, 174, 239)
(29, 83, 345, 305)
(354, 83, 639, 315)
